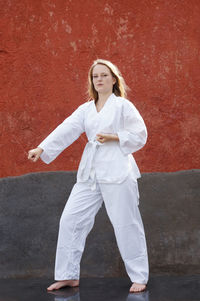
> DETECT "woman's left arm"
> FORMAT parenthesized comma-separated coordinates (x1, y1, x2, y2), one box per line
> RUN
(116, 100, 147, 155)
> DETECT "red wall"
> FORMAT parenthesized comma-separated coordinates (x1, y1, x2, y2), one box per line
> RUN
(1, 0, 200, 177)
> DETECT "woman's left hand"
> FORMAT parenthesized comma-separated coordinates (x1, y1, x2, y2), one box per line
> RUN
(96, 133, 119, 143)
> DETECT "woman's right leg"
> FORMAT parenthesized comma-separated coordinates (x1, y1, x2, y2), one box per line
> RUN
(54, 181, 103, 283)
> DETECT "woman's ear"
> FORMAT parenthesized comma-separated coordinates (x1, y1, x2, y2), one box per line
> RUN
(113, 77, 117, 85)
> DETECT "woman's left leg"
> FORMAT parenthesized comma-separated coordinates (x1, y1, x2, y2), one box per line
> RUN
(100, 176, 149, 286)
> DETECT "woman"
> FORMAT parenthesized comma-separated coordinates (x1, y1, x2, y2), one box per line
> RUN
(28, 59, 149, 293)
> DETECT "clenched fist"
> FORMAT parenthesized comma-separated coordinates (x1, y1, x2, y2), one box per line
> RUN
(96, 133, 119, 143)
(28, 147, 43, 162)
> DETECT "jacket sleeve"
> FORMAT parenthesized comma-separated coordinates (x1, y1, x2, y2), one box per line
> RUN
(37, 103, 86, 164)
(117, 100, 147, 155)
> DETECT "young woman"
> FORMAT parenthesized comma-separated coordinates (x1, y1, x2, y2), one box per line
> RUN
(28, 59, 149, 293)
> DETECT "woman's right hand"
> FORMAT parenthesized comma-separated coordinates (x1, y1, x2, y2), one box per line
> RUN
(28, 147, 43, 163)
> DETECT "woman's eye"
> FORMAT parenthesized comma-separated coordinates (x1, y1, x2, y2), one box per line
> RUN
(92, 74, 108, 79)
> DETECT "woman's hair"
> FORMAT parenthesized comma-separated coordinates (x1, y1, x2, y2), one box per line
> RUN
(88, 59, 128, 102)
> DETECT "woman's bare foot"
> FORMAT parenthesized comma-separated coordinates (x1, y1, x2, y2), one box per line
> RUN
(47, 280, 79, 291)
(129, 282, 146, 293)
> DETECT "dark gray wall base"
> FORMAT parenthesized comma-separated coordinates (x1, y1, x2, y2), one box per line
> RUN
(0, 169, 199, 279)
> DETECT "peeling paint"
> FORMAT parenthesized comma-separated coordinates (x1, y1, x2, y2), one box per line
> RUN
(70, 41, 77, 51)
(104, 3, 114, 15)
(65, 24, 72, 33)
(29, 15, 36, 22)
(1, 0, 200, 177)
(52, 21, 58, 32)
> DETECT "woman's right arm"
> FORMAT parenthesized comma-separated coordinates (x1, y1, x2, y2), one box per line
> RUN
(27, 103, 87, 164)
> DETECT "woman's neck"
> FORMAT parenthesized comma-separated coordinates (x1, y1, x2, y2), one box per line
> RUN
(97, 92, 113, 104)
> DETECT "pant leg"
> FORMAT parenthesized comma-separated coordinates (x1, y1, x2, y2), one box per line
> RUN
(99, 176, 149, 284)
(55, 181, 103, 280)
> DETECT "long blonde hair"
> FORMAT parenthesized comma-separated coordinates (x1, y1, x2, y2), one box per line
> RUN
(88, 59, 128, 102)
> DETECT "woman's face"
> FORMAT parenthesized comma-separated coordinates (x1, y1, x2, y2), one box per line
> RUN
(92, 64, 116, 96)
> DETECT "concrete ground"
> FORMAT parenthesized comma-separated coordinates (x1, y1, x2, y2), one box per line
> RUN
(0, 275, 200, 301)
(1, 170, 200, 301)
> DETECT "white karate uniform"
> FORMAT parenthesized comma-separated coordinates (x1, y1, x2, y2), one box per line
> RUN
(38, 93, 149, 284)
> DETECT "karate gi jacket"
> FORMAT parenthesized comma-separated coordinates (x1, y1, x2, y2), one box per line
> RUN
(38, 93, 147, 186)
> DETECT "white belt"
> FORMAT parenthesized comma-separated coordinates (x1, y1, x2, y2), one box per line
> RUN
(78, 139, 101, 190)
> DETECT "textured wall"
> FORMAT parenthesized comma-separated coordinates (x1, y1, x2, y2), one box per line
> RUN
(0, 170, 199, 278)
(0, 0, 200, 177)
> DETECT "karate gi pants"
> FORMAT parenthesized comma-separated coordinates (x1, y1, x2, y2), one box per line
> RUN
(54, 175, 149, 284)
